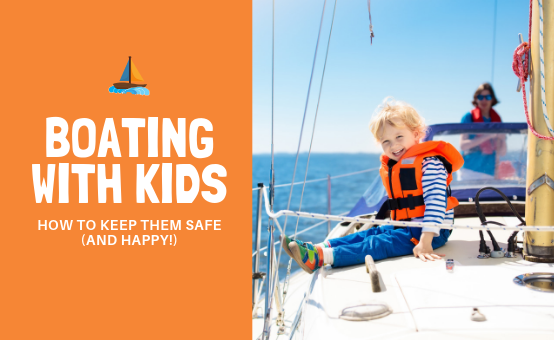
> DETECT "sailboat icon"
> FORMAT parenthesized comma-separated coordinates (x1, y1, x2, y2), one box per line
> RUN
(109, 56, 150, 96)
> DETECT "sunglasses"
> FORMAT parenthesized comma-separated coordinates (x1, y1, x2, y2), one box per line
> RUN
(477, 94, 492, 101)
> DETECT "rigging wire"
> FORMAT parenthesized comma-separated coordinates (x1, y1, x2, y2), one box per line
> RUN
(292, 0, 338, 239)
(280, 0, 328, 244)
(276, 0, 329, 317)
(367, 0, 374, 44)
(270, 0, 275, 205)
(491, 0, 498, 84)
(262, 0, 276, 338)
(279, 0, 338, 310)
(265, 1, 331, 335)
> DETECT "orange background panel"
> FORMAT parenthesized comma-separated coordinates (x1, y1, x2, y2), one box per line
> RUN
(0, 1, 251, 339)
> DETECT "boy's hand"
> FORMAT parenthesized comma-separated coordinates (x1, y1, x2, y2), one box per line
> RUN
(413, 232, 445, 262)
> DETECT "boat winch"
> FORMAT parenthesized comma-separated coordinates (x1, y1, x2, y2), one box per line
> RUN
(513, 272, 554, 292)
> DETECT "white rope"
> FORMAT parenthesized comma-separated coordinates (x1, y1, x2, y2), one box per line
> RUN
(538, 0, 554, 135)
(262, 187, 554, 232)
(252, 167, 380, 191)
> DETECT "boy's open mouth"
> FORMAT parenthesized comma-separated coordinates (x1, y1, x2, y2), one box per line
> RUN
(392, 148, 404, 157)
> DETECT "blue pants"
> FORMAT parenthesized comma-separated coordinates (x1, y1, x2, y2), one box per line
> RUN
(329, 226, 451, 267)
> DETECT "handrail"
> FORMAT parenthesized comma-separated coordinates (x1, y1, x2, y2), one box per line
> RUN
(251, 210, 349, 258)
(252, 167, 380, 191)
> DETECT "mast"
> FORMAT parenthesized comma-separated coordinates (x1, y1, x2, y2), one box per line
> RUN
(524, 0, 554, 263)
(129, 56, 132, 84)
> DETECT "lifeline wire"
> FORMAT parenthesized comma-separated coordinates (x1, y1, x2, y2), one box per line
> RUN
(262, 186, 554, 232)
(252, 167, 380, 191)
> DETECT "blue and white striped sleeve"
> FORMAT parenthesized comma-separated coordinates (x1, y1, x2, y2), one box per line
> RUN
(421, 157, 449, 236)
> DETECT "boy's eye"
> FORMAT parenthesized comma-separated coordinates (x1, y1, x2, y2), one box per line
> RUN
(382, 140, 389, 144)
(396, 135, 403, 139)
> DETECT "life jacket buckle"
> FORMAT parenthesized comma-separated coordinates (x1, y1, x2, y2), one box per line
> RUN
(387, 198, 399, 210)
(407, 194, 415, 210)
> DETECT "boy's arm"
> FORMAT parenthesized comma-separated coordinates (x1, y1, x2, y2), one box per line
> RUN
(413, 232, 445, 261)
(420, 157, 449, 236)
(414, 157, 448, 261)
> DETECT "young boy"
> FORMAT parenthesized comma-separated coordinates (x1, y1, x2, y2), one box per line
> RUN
(281, 98, 464, 273)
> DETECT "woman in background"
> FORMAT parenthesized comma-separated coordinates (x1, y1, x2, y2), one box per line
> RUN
(459, 83, 506, 180)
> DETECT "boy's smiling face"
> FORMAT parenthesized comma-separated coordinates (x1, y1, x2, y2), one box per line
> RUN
(379, 122, 420, 161)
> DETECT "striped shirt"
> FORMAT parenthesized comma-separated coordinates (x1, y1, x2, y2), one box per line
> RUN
(411, 157, 454, 236)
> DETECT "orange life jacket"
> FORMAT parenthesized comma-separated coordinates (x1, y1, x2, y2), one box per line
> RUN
(379, 141, 464, 221)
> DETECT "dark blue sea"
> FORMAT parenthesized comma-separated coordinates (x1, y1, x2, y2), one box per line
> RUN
(252, 153, 382, 283)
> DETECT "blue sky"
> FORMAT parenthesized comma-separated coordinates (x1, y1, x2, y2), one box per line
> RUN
(253, 0, 530, 153)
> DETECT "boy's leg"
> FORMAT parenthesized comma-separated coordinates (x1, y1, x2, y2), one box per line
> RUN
(281, 234, 318, 259)
(327, 225, 393, 248)
(332, 227, 415, 267)
(431, 229, 451, 249)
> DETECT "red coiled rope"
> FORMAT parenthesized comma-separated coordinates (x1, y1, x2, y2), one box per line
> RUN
(513, 0, 554, 140)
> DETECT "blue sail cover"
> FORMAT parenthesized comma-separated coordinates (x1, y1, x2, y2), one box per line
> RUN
(347, 122, 529, 217)
(119, 61, 130, 82)
(347, 187, 526, 217)
(422, 122, 528, 142)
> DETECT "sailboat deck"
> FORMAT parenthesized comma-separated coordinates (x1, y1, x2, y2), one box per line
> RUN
(254, 216, 554, 340)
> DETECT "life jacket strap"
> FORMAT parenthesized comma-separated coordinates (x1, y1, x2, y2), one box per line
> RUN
(387, 194, 424, 211)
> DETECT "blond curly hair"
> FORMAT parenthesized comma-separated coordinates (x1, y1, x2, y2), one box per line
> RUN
(369, 97, 427, 143)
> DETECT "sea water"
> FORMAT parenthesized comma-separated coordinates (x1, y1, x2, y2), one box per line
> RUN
(252, 153, 382, 281)
(108, 86, 150, 96)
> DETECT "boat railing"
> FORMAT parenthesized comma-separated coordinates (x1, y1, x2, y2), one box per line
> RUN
(252, 167, 380, 321)
(251, 211, 349, 258)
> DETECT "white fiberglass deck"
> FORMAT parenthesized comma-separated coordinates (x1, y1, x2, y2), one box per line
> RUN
(253, 216, 554, 340)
